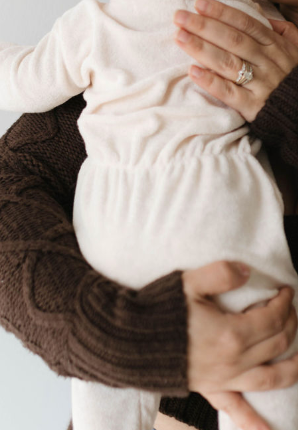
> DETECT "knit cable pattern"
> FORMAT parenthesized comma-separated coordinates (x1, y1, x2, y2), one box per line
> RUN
(0, 94, 220, 430)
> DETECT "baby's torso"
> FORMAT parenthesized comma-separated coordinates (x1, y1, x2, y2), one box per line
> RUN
(77, 0, 270, 164)
(73, 0, 298, 302)
(71, 3, 298, 430)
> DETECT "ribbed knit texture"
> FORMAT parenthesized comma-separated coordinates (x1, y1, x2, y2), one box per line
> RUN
(250, 66, 298, 167)
(159, 393, 218, 430)
(0, 65, 298, 430)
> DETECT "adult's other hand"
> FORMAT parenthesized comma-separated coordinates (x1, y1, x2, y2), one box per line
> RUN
(184, 261, 298, 430)
(172, 0, 298, 121)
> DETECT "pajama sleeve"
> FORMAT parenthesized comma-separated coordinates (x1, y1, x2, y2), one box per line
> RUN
(0, 0, 96, 113)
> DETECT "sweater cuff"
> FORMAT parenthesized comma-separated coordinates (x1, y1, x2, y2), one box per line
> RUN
(159, 392, 218, 430)
(68, 269, 189, 395)
(249, 65, 298, 149)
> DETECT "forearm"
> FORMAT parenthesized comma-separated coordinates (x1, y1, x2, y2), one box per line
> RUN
(0, 95, 188, 395)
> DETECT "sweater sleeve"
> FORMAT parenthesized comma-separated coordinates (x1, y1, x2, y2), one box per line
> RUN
(0, 0, 97, 113)
(0, 93, 189, 396)
(249, 65, 298, 168)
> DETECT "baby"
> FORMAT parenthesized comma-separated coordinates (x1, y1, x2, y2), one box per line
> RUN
(0, 1, 298, 430)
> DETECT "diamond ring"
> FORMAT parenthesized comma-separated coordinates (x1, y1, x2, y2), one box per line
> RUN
(235, 60, 254, 86)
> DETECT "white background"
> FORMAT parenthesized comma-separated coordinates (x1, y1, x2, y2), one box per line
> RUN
(0, 1, 107, 429)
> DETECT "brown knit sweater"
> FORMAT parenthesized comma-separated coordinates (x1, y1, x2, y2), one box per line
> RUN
(0, 66, 298, 430)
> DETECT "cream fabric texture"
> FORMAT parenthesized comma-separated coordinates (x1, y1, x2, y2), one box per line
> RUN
(0, 0, 298, 429)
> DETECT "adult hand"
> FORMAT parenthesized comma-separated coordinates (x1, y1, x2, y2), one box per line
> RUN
(172, 0, 298, 122)
(183, 261, 298, 430)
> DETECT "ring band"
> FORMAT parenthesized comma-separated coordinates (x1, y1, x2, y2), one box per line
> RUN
(235, 60, 254, 86)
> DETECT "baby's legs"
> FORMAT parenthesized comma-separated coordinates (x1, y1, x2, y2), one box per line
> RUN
(73, 148, 298, 430)
(217, 269, 298, 430)
(71, 378, 161, 430)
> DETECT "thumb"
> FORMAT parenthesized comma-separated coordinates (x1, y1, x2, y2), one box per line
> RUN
(207, 392, 270, 430)
(182, 261, 250, 298)
(269, 19, 298, 46)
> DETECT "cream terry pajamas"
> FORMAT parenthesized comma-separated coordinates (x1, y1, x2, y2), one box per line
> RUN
(0, 1, 298, 430)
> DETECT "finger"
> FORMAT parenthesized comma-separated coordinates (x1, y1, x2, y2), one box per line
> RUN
(207, 391, 270, 430)
(193, 0, 298, 73)
(195, 0, 275, 45)
(269, 19, 298, 47)
(174, 28, 245, 82)
(188, 66, 262, 122)
(240, 306, 297, 370)
(173, 9, 266, 67)
(182, 261, 250, 298)
(173, 9, 293, 84)
(269, 19, 290, 36)
(173, 13, 286, 88)
(233, 286, 295, 349)
(227, 349, 298, 392)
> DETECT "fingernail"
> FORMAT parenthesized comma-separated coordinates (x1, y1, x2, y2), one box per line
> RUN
(195, 0, 209, 12)
(234, 263, 250, 277)
(174, 10, 189, 25)
(190, 66, 204, 78)
(175, 29, 191, 43)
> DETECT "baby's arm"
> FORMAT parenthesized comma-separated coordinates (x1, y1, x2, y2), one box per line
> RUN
(0, 0, 96, 113)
